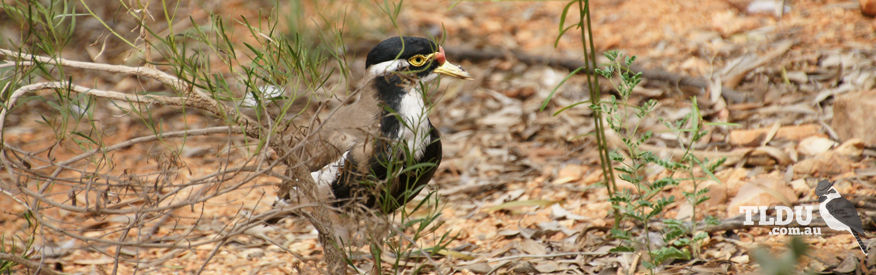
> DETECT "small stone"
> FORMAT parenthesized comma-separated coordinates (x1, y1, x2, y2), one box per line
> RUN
(553, 164, 584, 184)
(730, 255, 749, 264)
(747, 0, 788, 16)
(243, 248, 264, 260)
(511, 261, 538, 274)
(701, 179, 732, 207)
(861, 0, 876, 16)
(464, 262, 492, 273)
(832, 90, 876, 145)
(534, 262, 560, 273)
(793, 151, 857, 176)
(785, 71, 808, 83)
(675, 202, 693, 220)
(790, 179, 810, 197)
(834, 253, 858, 273)
(797, 136, 836, 156)
(727, 173, 797, 217)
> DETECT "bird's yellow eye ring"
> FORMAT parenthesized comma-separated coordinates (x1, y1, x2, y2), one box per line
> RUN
(408, 54, 428, 66)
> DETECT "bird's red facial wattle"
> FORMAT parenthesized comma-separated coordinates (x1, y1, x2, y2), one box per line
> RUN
(435, 46, 446, 65)
(431, 46, 472, 80)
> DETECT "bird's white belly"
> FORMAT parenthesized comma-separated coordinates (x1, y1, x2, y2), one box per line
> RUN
(310, 151, 349, 199)
(820, 202, 851, 232)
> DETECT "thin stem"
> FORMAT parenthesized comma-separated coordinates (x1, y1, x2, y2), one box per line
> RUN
(577, 0, 618, 224)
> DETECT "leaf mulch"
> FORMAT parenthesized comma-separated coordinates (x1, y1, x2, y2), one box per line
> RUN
(1, 0, 875, 274)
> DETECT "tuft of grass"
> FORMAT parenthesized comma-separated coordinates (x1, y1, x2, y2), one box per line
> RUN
(0, 210, 36, 274)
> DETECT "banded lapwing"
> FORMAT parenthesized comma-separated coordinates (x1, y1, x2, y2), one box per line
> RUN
(275, 36, 471, 215)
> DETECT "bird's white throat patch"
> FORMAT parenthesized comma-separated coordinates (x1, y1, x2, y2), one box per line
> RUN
(396, 86, 432, 160)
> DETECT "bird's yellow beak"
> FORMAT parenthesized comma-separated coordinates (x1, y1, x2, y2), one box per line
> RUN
(432, 46, 472, 80)
(434, 61, 473, 80)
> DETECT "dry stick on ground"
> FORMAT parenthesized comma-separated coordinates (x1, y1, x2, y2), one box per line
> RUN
(442, 47, 749, 103)
(0, 49, 352, 273)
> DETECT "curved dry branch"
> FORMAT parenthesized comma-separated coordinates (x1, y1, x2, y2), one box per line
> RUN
(0, 48, 197, 100)
(0, 81, 184, 131)
(0, 48, 261, 137)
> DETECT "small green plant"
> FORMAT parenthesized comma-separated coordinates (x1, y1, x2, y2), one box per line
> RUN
(666, 97, 726, 259)
(596, 51, 724, 270)
(595, 51, 686, 267)
(544, 0, 619, 222)
(753, 237, 812, 275)
(546, 1, 727, 271)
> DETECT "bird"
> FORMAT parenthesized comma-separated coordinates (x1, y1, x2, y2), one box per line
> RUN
(274, 36, 472, 215)
(816, 180, 869, 255)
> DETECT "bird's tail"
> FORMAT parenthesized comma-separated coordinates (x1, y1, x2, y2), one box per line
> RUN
(852, 231, 869, 255)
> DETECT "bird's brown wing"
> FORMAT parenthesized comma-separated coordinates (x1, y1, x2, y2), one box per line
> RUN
(299, 78, 381, 172)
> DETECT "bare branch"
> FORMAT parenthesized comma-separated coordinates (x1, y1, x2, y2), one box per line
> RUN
(35, 126, 240, 170)
(0, 48, 186, 96)
(0, 48, 261, 136)
(0, 81, 184, 132)
(0, 252, 63, 275)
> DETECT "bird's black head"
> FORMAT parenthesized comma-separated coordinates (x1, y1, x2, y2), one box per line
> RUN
(366, 37, 437, 69)
(815, 180, 834, 197)
(365, 36, 471, 80)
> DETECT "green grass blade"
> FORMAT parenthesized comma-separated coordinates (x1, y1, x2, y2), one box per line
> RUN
(540, 66, 585, 112)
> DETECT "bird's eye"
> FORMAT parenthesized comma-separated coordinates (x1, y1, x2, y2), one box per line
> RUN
(408, 55, 428, 66)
